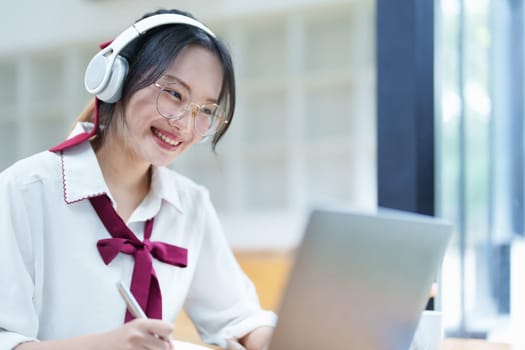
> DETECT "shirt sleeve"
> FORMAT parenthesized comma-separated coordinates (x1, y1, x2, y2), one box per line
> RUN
(182, 190, 277, 348)
(0, 172, 41, 349)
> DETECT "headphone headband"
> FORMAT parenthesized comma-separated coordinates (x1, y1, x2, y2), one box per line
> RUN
(134, 14, 215, 37)
(85, 13, 216, 102)
(108, 14, 215, 58)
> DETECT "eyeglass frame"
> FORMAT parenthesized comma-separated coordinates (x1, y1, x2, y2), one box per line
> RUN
(153, 78, 228, 137)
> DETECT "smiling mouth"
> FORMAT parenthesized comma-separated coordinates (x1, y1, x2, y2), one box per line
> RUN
(152, 127, 182, 147)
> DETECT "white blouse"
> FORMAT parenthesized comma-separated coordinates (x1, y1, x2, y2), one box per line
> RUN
(0, 127, 276, 350)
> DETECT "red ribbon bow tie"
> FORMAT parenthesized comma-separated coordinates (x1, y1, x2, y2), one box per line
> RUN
(90, 195, 188, 322)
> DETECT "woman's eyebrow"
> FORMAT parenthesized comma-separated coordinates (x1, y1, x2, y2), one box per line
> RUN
(163, 74, 191, 91)
(162, 74, 219, 104)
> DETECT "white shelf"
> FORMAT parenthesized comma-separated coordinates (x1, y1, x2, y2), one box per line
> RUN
(0, 2, 377, 249)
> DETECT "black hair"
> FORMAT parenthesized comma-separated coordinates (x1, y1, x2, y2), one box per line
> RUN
(97, 8, 235, 151)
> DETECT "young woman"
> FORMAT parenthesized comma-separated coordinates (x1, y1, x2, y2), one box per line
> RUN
(0, 8, 275, 350)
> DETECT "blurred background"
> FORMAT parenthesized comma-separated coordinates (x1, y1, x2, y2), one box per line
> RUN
(1, 0, 524, 345)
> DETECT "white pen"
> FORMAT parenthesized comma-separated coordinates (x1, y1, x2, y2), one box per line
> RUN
(116, 280, 147, 319)
(116, 281, 171, 343)
(118, 281, 240, 349)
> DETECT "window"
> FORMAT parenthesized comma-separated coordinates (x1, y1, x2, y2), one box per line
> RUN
(438, 0, 524, 340)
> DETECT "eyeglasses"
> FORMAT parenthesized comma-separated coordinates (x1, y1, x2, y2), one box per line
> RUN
(154, 79, 227, 137)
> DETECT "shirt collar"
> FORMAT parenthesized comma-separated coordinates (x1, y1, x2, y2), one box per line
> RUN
(125, 166, 183, 223)
(59, 122, 183, 214)
(58, 123, 107, 204)
(150, 166, 183, 213)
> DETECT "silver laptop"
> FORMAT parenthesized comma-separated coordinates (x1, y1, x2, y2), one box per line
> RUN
(268, 207, 452, 350)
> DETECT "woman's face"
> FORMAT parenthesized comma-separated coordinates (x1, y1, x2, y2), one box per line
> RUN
(117, 44, 224, 167)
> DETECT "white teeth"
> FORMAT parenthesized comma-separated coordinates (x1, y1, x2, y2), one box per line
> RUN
(153, 128, 180, 147)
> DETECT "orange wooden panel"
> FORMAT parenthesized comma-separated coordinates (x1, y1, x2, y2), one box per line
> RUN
(173, 250, 293, 346)
(234, 250, 294, 311)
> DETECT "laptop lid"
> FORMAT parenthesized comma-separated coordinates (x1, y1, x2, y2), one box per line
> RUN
(268, 207, 452, 350)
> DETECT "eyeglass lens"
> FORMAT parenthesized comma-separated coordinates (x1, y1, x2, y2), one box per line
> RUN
(156, 82, 224, 136)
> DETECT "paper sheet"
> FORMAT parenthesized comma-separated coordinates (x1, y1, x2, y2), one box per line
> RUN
(171, 340, 213, 350)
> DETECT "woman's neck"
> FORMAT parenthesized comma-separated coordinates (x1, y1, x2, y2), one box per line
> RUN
(93, 134, 151, 222)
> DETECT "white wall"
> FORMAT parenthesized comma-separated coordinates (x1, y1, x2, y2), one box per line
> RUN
(0, 0, 376, 250)
(0, 0, 356, 55)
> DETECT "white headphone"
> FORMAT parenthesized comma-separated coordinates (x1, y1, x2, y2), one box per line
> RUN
(84, 13, 216, 103)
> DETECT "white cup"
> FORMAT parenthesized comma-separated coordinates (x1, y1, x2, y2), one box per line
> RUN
(409, 310, 443, 350)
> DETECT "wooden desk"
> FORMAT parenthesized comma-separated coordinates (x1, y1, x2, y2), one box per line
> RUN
(443, 338, 510, 350)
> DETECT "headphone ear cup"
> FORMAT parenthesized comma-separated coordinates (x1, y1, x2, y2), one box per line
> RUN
(84, 54, 108, 94)
(96, 55, 129, 103)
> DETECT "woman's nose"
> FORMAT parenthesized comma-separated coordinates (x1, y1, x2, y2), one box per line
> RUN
(167, 107, 195, 132)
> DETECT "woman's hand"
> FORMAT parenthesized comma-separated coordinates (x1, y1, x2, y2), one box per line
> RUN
(239, 326, 274, 350)
(99, 318, 174, 350)
(15, 318, 174, 350)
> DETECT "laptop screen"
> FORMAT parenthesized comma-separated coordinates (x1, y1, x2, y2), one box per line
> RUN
(268, 208, 452, 350)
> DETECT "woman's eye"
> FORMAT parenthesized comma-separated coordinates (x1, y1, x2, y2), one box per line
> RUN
(165, 89, 183, 101)
(201, 107, 213, 116)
